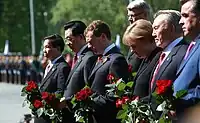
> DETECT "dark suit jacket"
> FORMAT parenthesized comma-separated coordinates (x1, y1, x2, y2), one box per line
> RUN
(64, 45, 97, 98)
(127, 50, 143, 73)
(34, 56, 70, 123)
(133, 47, 163, 98)
(88, 46, 129, 123)
(149, 39, 188, 119)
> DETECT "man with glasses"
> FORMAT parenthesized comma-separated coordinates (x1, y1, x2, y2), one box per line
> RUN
(126, 0, 152, 74)
(59, 20, 97, 123)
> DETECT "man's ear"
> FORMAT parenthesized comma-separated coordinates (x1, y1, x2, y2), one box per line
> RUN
(101, 33, 107, 40)
(56, 47, 61, 52)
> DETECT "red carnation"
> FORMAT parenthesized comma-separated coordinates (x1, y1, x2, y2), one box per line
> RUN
(33, 100, 43, 109)
(156, 80, 172, 95)
(26, 81, 38, 92)
(107, 73, 114, 81)
(128, 64, 132, 73)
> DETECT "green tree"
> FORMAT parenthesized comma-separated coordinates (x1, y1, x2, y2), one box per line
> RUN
(0, 0, 52, 55)
(51, 0, 129, 54)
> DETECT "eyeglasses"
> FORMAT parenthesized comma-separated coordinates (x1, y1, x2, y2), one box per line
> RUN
(128, 11, 144, 18)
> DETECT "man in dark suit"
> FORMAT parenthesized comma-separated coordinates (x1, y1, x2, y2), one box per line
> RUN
(126, 0, 152, 73)
(63, 20, 96, 99)
(34, 34, 71, 123)
(59, 21, 97, 123)
(84, 20, 129, 123)
(147, 10, 188, 119)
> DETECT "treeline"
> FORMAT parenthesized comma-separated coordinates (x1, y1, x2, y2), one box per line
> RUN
(0, 0, 180, 55)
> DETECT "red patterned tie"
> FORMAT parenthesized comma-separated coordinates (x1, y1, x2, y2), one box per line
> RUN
(184, 42, 195, 60)
(71, 54, 78, 69)
(150, 52, 166, 89)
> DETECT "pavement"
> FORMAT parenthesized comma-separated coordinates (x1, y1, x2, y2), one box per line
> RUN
(0, 82, 34, 123)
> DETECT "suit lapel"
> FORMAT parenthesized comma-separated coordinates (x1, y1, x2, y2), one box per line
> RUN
(151, 51, 175, 91)
(66, 55, 83, 83)
(89, 56, 110, 79)
(135, 60, 147, 79)
(151, 41, 184, 92)
(40, 56, 65, 88)
(177, 40, 200, 74)
(89, 45, 120, 79)
(40, 64, 58, 88)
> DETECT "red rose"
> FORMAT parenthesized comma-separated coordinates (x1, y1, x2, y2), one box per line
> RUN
(122, 96, 130, 104)
(26, 81, 37, 92)
(41, 92, 56, 105)
(33, 100, 43, 109)
(84, 88, 93, 96)
(41, 92, 49, 100)
(156, 80, 172, 95)
(75, 87, 93, 101)
(107, 73, 114, 81)
(156, 86, 166, 95)
(156, 80, 172, 88)
(128, 64, 132, 73)
(116, 99, 123, 108)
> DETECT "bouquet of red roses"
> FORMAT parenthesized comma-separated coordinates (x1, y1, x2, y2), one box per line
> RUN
(105, 70, 156, 123)
(21, 81, 63, 123)
(71, 86, 94, 123)
(152, 80, 187, 122)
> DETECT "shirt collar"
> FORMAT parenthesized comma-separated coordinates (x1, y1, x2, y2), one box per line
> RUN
(159, 37, 183, 65)
(103, 43, 115, 55)
(77, 45, 87, 57)
(50, 55, 62, 64)
(163, 37, 183, 53)
(194, 34, 200, 42)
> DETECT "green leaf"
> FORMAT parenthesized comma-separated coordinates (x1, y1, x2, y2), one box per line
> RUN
(117, 83, 126, 91)
(21, 92, 26, 96)
(116, 109, 128, 119)
(71, 97, 76, 105)
(21, 86, 27, 93)
(122, 104, 128, 110)
(29, 104, 34, 110)
(132, 72, 137, 77)
(159, 115, 172, 123)
(126, 81, 134, 88)
(22, 100, 27, 107)
(175, 90, 187, 99)
(55, 93, 62, 99)
(159, 117, 165, 123)
(105, 83, 115, 88)
(36, 108, 44, 117)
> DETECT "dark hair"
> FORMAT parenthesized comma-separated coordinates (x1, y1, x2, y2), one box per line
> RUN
(43, 34, 65, 52)
(64, 20, 86, 36)
(85, 20, 111, 40)
(181, 0, 200, 14)
(192, 0, 200, 14)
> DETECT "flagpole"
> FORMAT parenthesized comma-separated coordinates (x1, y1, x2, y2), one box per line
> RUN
(29, 0, 36, 55)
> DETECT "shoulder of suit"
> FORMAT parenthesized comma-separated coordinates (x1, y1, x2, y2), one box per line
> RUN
(57, 61, 70, 68)
(108, 53, 125, 59)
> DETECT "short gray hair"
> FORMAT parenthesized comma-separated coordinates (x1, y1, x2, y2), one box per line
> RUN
(154, 10, 182, 34)
(127, 0, 151, 20)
